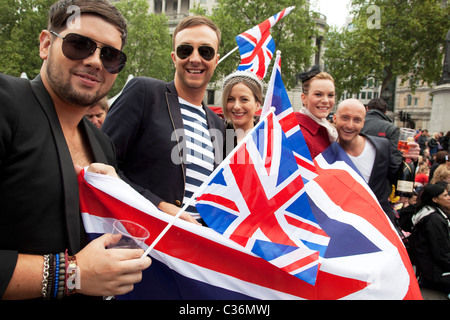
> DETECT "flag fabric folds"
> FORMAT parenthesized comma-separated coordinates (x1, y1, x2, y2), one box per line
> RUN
(261, 50, 317, 182)
(236, 6, 295, 80)
(78, 167, 324, 300)
(309, 152, 422, 299)
(196, 112, 329, 285)
(193, 111, 421, 299)
(78, 119, 422, 299)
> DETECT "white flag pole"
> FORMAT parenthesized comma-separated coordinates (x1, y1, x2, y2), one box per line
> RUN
(104, 193, 200, 299)
(217, 45, 239, 65)
(260, 50, 281, 119)
(141, 197, 196, 258)
(140, 108, 277, 259)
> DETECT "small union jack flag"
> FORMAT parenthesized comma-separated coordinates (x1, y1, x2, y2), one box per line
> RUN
(236, 6, 295, 80)
(195, 111, 329, 285)
(261, 51, 317, 182)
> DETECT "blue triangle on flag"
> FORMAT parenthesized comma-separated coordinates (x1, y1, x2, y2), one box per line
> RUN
(277, 134, 301, 186)
(251, 239, 319, 285)
(251, 239, 298, 261)
(292, 262, 319, 286)
(307, 195, 381, 258)
(208, 168, 226, 187)
(196, 203, 238, 235)
(286, 193, 329, 258)
(286, 192, 319, 225)
(301, 239, 328, 258)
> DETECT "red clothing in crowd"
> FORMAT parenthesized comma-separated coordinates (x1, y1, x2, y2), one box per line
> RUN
(295, 112, 331, 159)
(415, 173, 429, 186)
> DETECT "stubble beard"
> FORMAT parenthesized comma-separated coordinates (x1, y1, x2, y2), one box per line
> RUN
(45, 59, 109, 108)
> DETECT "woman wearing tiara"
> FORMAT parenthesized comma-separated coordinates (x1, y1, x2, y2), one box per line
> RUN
(295, 66, 338, 159)
(221, 71, 264, 155)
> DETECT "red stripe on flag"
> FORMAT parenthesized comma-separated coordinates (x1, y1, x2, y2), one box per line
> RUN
(281, 251, 319, 274)
(240, 32, 257, 47)
(279, 113, 300, 133)
(296, 156, 317, 173)
(240, 20, 271, 64)
(264, 113, 274, 174)
(196, 193, 239, 212)
(285, 215, 328, 237)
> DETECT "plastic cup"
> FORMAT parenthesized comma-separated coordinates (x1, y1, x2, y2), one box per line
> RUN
(108, 219, 150, 249)
(398, 128, 415, 153)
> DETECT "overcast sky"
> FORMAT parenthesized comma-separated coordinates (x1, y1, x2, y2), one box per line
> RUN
(313, 0, 352, 28)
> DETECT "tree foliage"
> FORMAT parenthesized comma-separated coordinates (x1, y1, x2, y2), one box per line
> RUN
(111, 0, 173, 96)
(194, 0, 317, 89)
(0, 0, 54, 78)
(324, 0, 450, 99)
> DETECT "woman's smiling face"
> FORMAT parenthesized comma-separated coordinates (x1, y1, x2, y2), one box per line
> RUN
(225, 82, 260, 131)
(301, 79, 335, 119)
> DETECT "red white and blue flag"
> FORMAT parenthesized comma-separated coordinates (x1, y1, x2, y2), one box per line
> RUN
(79, 168, 312, 299)
(261, 51, 316, 182)
(196, 112, 328, 286)
(78, 113, 422, 299)
(236, 6, 295, 80)
(307, 149, 422, 299)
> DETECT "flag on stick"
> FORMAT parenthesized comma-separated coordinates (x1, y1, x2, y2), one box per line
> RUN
(235, 6, 295, 79)
(78, 166, 324, 299)
(196, 111, 328, 285)
(261, 50, 316, 182)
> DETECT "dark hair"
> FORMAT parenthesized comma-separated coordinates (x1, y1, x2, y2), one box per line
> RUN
(435, 151, 449, 164)
(48, 0, 127, 48)
(416, 183, 446, 210)
(172, 15, 221, 50)
(298, 65, 334, 94)
(367, 98, 387, 113)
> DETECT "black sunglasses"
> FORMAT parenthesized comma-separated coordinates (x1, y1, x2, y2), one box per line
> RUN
(176, 44, 216, 61)
(50, 31, 127, 74)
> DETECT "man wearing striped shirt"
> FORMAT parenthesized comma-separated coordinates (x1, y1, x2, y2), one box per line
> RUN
(103, 16, 225, 225)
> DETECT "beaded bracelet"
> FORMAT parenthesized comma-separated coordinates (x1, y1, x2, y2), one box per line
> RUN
(53, 253, 60, 299)
(48, 254, 55, 299)
(57, 253, 66, 299)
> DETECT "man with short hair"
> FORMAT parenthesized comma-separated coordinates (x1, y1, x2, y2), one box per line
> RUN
(328, 99, 419, 226)
(417, 129, 429, 155)
(0, 0, 151, 300)
(102, 16, 225, 226)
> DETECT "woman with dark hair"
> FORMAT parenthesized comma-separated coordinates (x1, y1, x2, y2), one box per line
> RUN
(221, 70, 263, 154)
(410, 183, 450, 296)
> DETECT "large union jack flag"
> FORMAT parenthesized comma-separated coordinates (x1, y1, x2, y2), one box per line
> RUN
(77, 116, 421, 299)
(196, 112, 329, 285)
(236, 6, 295, 80)
(78, 130, 422, 299)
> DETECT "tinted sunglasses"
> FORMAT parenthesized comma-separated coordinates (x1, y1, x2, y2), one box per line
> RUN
(50, 31, 127, 74)
(176, 44, 216, 61)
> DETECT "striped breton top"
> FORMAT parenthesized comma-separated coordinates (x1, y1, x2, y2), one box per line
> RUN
(179, 98, 215, 220)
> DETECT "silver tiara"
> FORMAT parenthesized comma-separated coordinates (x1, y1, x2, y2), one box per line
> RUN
(222, 70, 264, 93)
